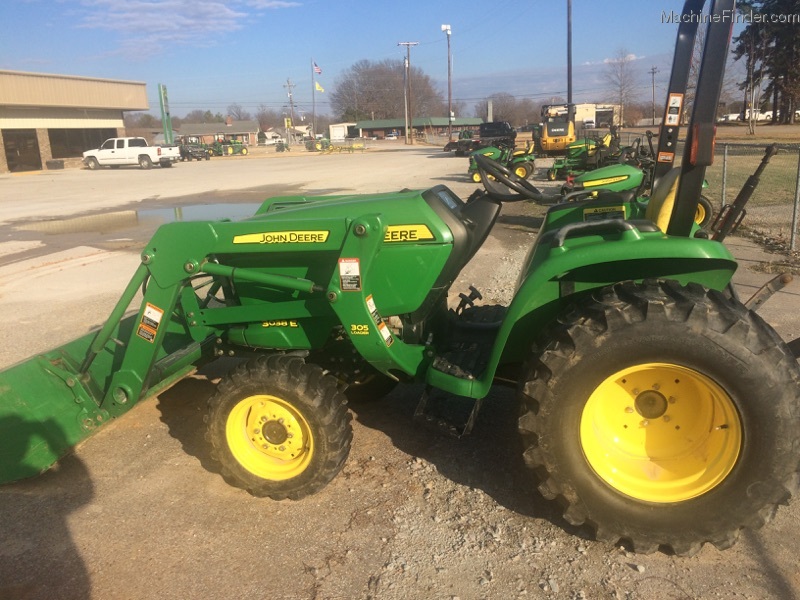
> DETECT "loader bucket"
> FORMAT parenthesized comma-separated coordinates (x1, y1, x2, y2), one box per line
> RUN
(0, 310, 201, 485)
(0, 329, 108, 483)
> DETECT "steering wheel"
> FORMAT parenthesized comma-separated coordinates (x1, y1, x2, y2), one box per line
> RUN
(474, 153, 557, 203)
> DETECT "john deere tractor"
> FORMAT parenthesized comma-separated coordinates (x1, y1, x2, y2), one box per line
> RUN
(467, 142, 537, 183)
(1, 0, 798, 556)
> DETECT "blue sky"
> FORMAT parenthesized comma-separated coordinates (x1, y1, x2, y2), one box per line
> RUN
(1, 1, 738, 119)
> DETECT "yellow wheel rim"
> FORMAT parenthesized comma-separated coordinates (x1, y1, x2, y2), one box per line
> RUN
(695, 202, 707, 225)
(580, 363, 741, 503)
(514, 165, 527, 178)
(472, 172, 482, 183)
(241, 148, 248, 155)
(226, 394, 314, 481)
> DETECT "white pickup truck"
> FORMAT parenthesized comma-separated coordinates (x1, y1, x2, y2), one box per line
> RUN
(83, 137, 181, 170)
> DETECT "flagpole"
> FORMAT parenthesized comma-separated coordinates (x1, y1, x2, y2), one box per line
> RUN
(311, 58, 316, 140)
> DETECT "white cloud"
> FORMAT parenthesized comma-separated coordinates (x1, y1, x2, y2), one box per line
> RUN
(75, 0, 299, 57)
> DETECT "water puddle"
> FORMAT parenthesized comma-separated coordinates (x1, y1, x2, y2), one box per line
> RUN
(15, 203, 262, 236)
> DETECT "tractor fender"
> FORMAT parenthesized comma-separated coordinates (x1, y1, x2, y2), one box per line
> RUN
(477, 224, 737, 396)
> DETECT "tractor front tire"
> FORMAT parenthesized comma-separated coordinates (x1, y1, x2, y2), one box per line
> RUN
(696, 195, 714, 229)
(547, 168, 557, 181)
(518, 279, 800, 556)
(471, 171, 482, 183)
(241, 147, 248, 155)
(206, 354, 353, 500)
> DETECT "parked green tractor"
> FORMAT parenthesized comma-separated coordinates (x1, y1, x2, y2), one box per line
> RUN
(562, 132, 715, 229)
(547, 128, 621, 181)
(210, 140, 249, 156)
(1, 0, 798, 556)
(467, 142, 537, 183)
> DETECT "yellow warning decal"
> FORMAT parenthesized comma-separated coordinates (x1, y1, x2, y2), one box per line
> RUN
(582, 175, 630, 188)
(383, 224, 435, 243)
(233, 230, 330, 244)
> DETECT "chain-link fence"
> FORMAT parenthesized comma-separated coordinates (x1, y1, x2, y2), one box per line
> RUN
(702, 143, 800, 251)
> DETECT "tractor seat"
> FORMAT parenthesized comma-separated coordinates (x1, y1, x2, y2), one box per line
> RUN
(645, 167, 681, 231)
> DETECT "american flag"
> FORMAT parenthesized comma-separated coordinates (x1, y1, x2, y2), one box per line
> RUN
(313, 62, 322, 75)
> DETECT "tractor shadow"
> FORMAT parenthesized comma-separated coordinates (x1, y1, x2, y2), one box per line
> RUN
(154, 359, 245, 478)
(154, 359, 586, 541)
(0, 418, 93, 600)
(348, 383, 586, 539)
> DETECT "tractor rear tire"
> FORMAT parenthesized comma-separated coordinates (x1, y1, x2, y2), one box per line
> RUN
(518, 279, 800, 556)
(206, 354, 352, 500)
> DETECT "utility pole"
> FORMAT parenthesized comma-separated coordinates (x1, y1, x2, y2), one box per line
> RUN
(649, 66, 659, 125)
(567, 0, 573, 126)
(398, 42, 418, 145)
(441, 25, 453, 141)
(283, 78, 296, 144)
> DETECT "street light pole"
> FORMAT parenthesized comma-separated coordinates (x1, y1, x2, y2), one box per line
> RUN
(441, 24, 452, 142)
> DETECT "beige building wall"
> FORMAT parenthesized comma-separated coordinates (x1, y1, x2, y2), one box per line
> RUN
(1, 70, 147, 173)
(0, 71, 148, 110)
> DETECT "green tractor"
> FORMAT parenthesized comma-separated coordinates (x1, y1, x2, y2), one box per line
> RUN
(1, 0, 798, 556)
(562, 132, 716, 229)
(547, 128, 621, 181)
(467, 142, 537, 183)
(210, 140, 249, 156)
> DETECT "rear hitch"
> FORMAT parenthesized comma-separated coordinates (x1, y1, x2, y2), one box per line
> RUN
(744, 272, 793, 311)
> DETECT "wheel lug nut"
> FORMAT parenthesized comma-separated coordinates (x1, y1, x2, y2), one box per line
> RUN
(624, 406, 634, 413)
(640, 419, 650, 427)
(279, 445, 286, 451)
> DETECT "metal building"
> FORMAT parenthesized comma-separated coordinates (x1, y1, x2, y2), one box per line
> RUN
(0, 70, 148, 173)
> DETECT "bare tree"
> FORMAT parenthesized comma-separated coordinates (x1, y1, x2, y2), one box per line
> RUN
(255, 104, 281, 131)
(182, 110, 224, 123)
(227, 103, 252, 121)
(603, 48, 640, 126)
(472, 93, 540, 127)
(331, 58, 445, 121)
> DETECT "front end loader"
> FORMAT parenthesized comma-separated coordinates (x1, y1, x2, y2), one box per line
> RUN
(2, 0, 798, 556)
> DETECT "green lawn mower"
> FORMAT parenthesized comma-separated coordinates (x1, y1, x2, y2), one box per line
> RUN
(547, 128, 621, 181)
(1, 0, 798, 557)
(468, 142, 537, 183)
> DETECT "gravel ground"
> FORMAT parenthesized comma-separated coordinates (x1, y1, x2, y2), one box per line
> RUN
(0, 144, 799, 600)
